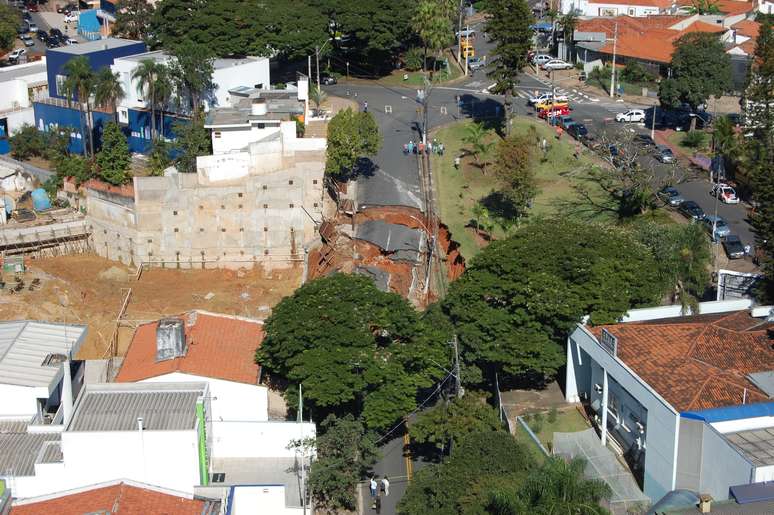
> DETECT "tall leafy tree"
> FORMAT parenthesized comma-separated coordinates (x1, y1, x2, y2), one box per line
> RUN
(169, 42, 215, 114)
(94, 68, 125, 124)
(659, 32, 731, 113)
(61, 56, 96, 157)
(398, 431, 534, 514)
(409, 393, 502, 456)
(255, 274, 449, 430)
(412, 0, 453, 72)
(325, 108, 381, 182)
(95, 122, 131, 185)
(442, 219, 664, 386)
(113, 0, 155, 42)
(308, 414, 379, 513)
(173, 113, 211, 173)
(486, 0, 534, 134)
(0, 5, 20, 52)
(744, 17, 774, 301)
(490, 131, 538, 221)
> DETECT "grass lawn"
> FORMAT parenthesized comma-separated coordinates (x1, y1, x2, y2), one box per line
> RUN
(514, 407, 591, 459)
(377, 51, 463, 87)
(431, 116, 602, 261)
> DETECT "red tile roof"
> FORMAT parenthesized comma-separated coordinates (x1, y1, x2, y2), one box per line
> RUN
(577, 16, 728, 63)
(12, 481, 211, 515)
(116, 311, 263, 385)
(589, 310, 774, 412)
(732, 19, 760, 39)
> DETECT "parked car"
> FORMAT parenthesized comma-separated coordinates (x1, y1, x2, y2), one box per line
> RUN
(710, 183, 740, 204)
(7, 48, 26, 64)
(655, 145, 675, 163)
(45, 38, 59, 48)
(722, 235, 745, 259)
(64, 12, 78, 23)
(37, 29, 48, 41)
(542, 59, 573, 71)
(65, 38, 78, 45)
(557, 115, 575, 129)
(702, 215, 731, 241)
(615, 109, 646, 123)
(532, 54, 552, 66)
(26, 22, 38, 33)
(26, 2, 38, 12)
(535, 100, 569, 111)
(320, 74, 336, 85)
(20, 34, 34, 47)
(633, 134, 656, 149)
(467, 56, 485, 71)
(657, 186, 684, 207)
(22, 11, 31, 21)
(528, 91, 569, 104)
(566, 123, 592, 142)
(538, 105, 570, 119)
(456, 28, 476, 39)
(679, 200, 705, 222)
(49, 28, 63, 40)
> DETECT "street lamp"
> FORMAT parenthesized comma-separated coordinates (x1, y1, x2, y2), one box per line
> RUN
(315, 39, 332, 93)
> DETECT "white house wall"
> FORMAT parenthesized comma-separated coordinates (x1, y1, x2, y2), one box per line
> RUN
(0, 384, 48, 417)
(139, 372, 268, 422)
(712, 416, 774, 434)
(561, 0, 661, 15)
(212, 59, 270, 107)
(567, 327, 680, 502)
(59, 429, 200, 495)
(211, 123, 282, 155)
(231, 485, 303, 515)
(211, 421, 315, 459)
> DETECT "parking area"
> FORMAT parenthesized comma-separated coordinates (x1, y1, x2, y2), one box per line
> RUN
(3, 0, 86, 65)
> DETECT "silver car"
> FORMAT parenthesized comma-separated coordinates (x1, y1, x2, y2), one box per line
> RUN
(702, 215, 731, 241)
(657, 186, 684, 207)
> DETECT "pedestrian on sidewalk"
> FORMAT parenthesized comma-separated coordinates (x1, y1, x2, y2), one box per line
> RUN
(403, 143, 409, 155)
(439, 143, 445, 155)
(574, 142, 581, 159)
(370, 477, 377, 498)
(381, 476, 390, 496)
(408, 140, 414, 154)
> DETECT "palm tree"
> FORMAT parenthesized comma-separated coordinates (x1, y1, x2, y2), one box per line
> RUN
(521, 456, 612, 514)
(309, 84, 327, 114)
(463, 122, 494, 174)
(132, 59, 169, 141)
(412, 0, 452, 73)
(560, 12, 578, 60)
(94, 68, 125, 124)
(713, 114, 739, 158)
(61, 56, 95, 157)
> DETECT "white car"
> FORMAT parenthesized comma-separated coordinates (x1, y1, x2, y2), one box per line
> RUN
(542, 59, 573, 71)
(710, 183, 740, 204)
(7, 48, 26, 63)
(64, 13, 79, 23)
(532, 54, 552, 66)
(528, 91, 569, 104)
(615, 109, 646, 123)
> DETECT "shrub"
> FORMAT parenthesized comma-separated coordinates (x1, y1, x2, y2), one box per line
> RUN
(148, 139, 172, 176)
(548, 407, 558, 424)
(54, 154, 92, 185)
(9, 125, 46, 160)
(404, 47, 424, 72)
(683, 130, 707, 148)
(531, 412, 544, 434)
(620, 61, 654, 83)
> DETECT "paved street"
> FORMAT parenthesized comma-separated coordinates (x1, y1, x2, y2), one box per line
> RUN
(329, 27, 758, 515)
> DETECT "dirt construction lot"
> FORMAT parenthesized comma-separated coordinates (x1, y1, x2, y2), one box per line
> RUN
(0, 254, 302, 359)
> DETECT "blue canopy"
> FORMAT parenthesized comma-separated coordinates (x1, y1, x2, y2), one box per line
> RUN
(531, 22, 553, 31)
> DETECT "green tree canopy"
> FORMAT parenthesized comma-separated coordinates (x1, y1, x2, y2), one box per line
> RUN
(442, 219, 664, 385)
(0, 5, 20, 52)
(325, 108, 381, 182)
(490, 131, 538, 222)
(95, 122, 131, 185)
(398, 431, 534, 514)
(412, 0, 453, 72)
(113, 0, 155, 42)
(520, 457, 612, 514)
(308, 414, 379, 513)
(659, 32, 731, 110)
(744, 17, 774, 301)
(255, 274, 449, 430)
(173, 113, 212, 173)
(485, 0, 533, 132)
(409, 393, 502, 455)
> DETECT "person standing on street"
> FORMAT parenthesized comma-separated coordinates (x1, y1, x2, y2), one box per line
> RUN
(370, 477, 377, 498)
(381, 476, 390, 496)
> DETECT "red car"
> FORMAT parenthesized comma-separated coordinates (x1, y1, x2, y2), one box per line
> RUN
(25, 2, 39, 12)
(538, 105, 571, 119)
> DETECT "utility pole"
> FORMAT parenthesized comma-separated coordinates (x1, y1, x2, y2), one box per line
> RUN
(315, 46, 321, 93)
(609, 22, 618, 99)
(452, 335, 462, 398)
(298, 384, 306, 515)
(651, 105, 657, 139)
(456, 0, 465, 65)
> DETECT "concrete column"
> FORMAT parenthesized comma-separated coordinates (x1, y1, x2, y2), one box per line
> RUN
(565, 338, 579, 403)
(601, 369, 609, 447)
(61, 360, 73, 427)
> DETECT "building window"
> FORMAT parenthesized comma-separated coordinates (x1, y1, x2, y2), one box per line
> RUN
(263, 204, 268, 209)
(239, 228, 244, 232)
(238, 204, 243, 209)
(214, 132, 221, 138)
(221, 205, 225, 209)
(262, 185, 267, 190)
(314, 202, 319, 208)
(174, 228, 179, 233)
(288, 180, 294, 185)
(289, 203, 294, 208)
(263, 227, 268, 232)
(173, 211, 178, 216)
(313, 179, 318, 185)
(264, 249, 269, 255)
(147, 239, 152, 243)
(238, 192, 243, 198)
(199, 228, 204, 232)
(55, 74, 67, 93)
(221, 228, 226, 232)
(199, 205, 204, 209)
(257, 123, 265, 129)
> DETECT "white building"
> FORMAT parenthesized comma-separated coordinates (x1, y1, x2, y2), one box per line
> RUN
(0, 60, 48, 152)
(565, 300, 774, 503)
(4, 382, 210, 499)
(110, 50, 271, 124)
(561, 0, 672, 16)
(0, 321, 86, 423)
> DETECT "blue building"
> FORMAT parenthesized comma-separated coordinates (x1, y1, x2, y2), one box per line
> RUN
(33, 38, 147, 154)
